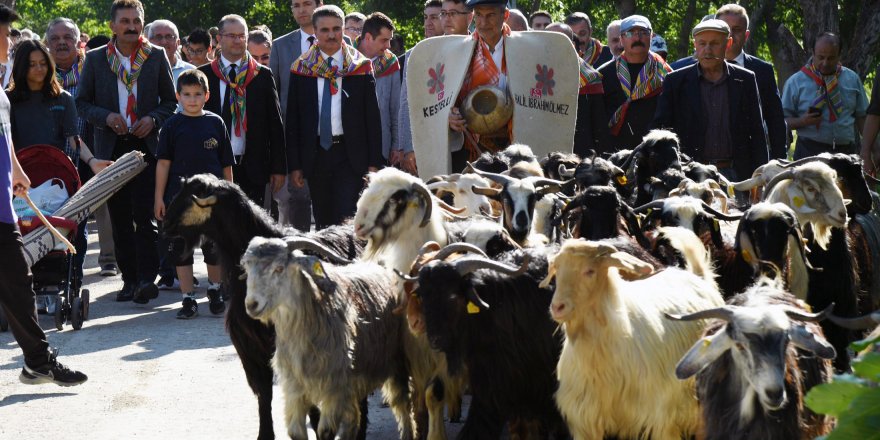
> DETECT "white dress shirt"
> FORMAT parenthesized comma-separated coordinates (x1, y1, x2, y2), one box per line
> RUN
(218, 55, 246, 156)
(732, 51, 745, 66)
(114, 42, 138, 128)
(300, 29, 316, 56)
(489, 37, 508, 91)
(316, 49, 344, 136)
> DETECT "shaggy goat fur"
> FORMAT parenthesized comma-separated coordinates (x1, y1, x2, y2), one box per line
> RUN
(242, 237, 412, 440)
(542, 240, 724, 440)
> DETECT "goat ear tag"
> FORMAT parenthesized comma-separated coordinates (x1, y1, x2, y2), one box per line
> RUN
(742, 249, 753, 263)
(727, 185, 735, 197)
(713, 219, 720, 231)
(466, 301, 481, 314)
(311, 261, 325, 278)
(617, 175, 628, 185)
(792, 196, 806, 208)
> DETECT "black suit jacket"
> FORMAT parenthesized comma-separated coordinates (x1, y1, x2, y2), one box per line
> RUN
(594, 58, 664, 153)
(199, 63, 286, 185)
(652, 62, 769, 179)
(286, 72, 383, 179)
(663, 54, 787, 159)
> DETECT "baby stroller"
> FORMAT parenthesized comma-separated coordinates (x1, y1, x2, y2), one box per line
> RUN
(1, 144, 89, 331)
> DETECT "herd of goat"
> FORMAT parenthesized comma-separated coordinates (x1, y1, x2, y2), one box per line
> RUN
(160, 129, 880, 440)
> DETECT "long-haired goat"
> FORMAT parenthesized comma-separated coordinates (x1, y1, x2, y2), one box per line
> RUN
(242, 237, 412, 440)
(619, 129, 684, 206)
(401, 245, 568, 439)
(162, 174, 365, 440)
(541, 240, 725, 440)
(666, 276, 835, 440)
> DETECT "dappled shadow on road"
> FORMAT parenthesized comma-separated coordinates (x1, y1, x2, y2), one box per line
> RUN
(0, 392, 78, 408)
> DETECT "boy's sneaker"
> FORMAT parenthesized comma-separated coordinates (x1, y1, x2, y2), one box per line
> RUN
(207, 283, 225, 315)
(19, 348, 87, 387)
(176, 296, 198, 319)
(157, 275, 179, 290)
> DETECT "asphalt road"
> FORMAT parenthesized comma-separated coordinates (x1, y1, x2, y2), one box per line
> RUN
(0, 222, 467, 439)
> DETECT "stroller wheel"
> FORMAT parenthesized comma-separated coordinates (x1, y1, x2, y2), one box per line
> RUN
(81, 289, 90, 321)
(71, 297, 84, 330)
(54, 297, 65, 331)
(0, 305, 8, 332)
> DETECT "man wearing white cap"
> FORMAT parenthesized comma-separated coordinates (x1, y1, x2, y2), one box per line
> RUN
(594, 14, 672, 153)
(653, 19, 768, 184)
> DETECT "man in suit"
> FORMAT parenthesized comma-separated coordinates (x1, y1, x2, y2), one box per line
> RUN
(270, 0, 323, 230)
(653, 19, 769, 183)
(287, 5, 382, 229)
(200, 14, 286, 207)
(76, 0, 177, 303)
(670, 4, 788, 159)
(355, 12, 400, 166)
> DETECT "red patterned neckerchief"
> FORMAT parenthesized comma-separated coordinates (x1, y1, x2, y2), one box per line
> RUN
(582, 38, 604, 65)
(800, 61, 844, 125)
(354, 37, 401, 79)
(291, 41, 373, 95)
(609, 51, 670, 136)
(210, 53, 260, 137)
(458, 25, 513, 160)
(56, 50, 85, 90)
(107, 36, 152, 125)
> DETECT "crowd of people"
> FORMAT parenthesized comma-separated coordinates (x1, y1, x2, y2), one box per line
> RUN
(0, 0, 877, 392)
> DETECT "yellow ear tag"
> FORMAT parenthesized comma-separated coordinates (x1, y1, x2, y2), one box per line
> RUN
(792, 196, 806, 208)
(701, 337, 712, 350)
(617, 175, 628, 185)
(408, 201, 420, 209)
(312, 262, 325, 277)
(647, 208, 653, 215)
(466, 301, 481, 314)
(713, 219, 720, 231)
(727, 185, 735, 197)
(742, 249, 753, 263)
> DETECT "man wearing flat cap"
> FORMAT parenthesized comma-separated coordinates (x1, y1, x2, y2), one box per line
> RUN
(594, 15, 672, 154)
(653, 19, 768, 186)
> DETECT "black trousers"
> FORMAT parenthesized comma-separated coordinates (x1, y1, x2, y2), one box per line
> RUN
(233, 162, 267, 208)
(308, 142, 362, 230)
(107, 136, 159, 285)
(793, 137, 855, 160)
(0, 223, 50, 368)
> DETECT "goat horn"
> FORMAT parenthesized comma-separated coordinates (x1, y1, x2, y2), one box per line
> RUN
(529, 177, 567, 189)
(730, 176, 764, 191)
(784, 303, 834, 322)
(285, 237, 352, 265)
(468, 162, 515, 187)
(453, 254, 530, 277)
(417, 241, 442, 259)
(434, 196, 467, 214)
(425, 175, 446, 185)
(612, 165, 626, 177)
(392, 268, 419, 282)
(763, 170, 795, 196)
(664, 307, 735, 322)
(633, 200, 666, 214)
(789, 226, 820, 271)
(558, 164, 575, 178)
(825, 310, 880, 330)
(411, 183, 433, 227)
(191, 194, 218, 207)
(781, 156, 832, 168)
(701, 202, 742, 222)
(433, 243, 488, 262)
(618, 144, 642, 173)
(427, 181, 455, 192)
(472, 185, 502, 197)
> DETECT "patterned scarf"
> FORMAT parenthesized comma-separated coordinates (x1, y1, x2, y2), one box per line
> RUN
(458, 24, 513, 160)
(801, 61, 844, 124)
(354, 37, 401, 78)
(210, 53, 260, 137)
(55, 50, 85, 90)
(609, 51, 670, 136)
(582, 38, 604, 65)
(106, 37, 152, 124)
(291, 41, 373, 95)
(579, 57, 604, 95)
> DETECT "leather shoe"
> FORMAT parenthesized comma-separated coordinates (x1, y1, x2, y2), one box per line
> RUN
(132, 282, 159, 304)
(115, 283, 135, 302)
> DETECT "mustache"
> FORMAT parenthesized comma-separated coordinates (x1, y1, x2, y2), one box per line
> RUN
(124, 30, 139, 35)
(630, 42, 645, 48)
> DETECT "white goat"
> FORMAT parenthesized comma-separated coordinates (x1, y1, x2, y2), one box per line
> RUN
(426, 173, 495, 217)
(241, 237, 412, 440)
(763, 161, 849, 249)
(669, 177, 730, 213)
(541, 240, 725, 440)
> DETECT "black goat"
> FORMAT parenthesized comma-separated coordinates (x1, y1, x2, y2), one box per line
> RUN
(402, 246, 568, 439)
(619, 129, 684, 206)
(162, 174, 365, 440)
(540, 151, 580, 181)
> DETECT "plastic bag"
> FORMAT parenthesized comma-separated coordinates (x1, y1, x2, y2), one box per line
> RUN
(13, 178, 69, 219)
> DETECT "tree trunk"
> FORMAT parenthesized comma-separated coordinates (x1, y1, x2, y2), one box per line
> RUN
(842, 0, 880, 79)
(528, 0, 542, 16)
(798, 0, 839, 52)
(0, 0, 13, 7)
(614, 0, 636, 18)
(767, 22, 807, 90)
(675, 0, 698, 62)
(745, 0, 773, 55)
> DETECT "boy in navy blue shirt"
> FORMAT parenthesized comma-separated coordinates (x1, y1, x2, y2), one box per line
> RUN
(154, 69, 234, 319)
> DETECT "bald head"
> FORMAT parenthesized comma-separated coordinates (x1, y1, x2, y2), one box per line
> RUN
(813, 32, 841, 75)
(507, 8, 529, 31)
